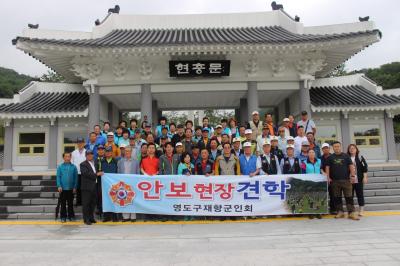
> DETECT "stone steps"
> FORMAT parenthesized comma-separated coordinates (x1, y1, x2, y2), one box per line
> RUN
(1, 167, 400, 219)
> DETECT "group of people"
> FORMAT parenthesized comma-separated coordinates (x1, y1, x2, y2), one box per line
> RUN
(56, 110, 368, 224)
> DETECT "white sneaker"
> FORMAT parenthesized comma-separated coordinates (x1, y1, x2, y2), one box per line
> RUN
(359, 207, 365, 217)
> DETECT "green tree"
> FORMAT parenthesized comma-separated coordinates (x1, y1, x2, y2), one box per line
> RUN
(39, 71, 65, 83)
(0, 67, 36, 98)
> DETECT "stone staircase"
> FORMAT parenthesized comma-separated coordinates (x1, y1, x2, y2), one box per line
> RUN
(0, 175, 82, 219)
(0, 166, 400, 219)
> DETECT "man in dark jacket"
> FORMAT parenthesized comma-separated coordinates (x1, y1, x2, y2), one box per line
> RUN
(98, 146, 120, 222)
(80, 150, 98, 225)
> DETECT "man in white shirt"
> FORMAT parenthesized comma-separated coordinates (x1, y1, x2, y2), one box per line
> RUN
(294, 126, 308, 156)
(297, 111, 316, 135)
(256, 124, 271, 155)
(71, 137, 86, 206)
(256, 140, 281, 175)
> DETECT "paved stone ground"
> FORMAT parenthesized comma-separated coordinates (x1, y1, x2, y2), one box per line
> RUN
(1, 215, 400, 266)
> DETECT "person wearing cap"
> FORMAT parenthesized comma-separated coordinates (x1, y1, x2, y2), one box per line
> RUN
(159, 142, 179, 175)
(294, 126, 308, 156)
(297, 111, 316, 135)
(280, 144, 301, 175)
(197, 127, 210, 151)
(80, 149, 98, 225)
(270, 136, 284, 162)
(156, 126, 170, 145)
(155, 116, 169, 137)
(195, 148, 214, 176)
(281, 118, 291, 138)
(71, 137, 86, 206)
(142, 122, 153, 139)
(208, 138, 221, 163)
(288, 115, 297, 137)
(264, 113, 277, 136)
(191, 144, 201, 165)
(306, 132, 321, 159)
(231, 137, 243, 157)
(277, 126, 287, 151)
(283, 136, 295, 157)
(214, 124, 223, 144)
(98, 146, 120, 222)
(182, 127, 195, 155)
(243, 129, 257, 155)
(247, 110, 263, 140)
(214, 142, 241, 176)
(171, 124, 185, 147)
(257, 140, 281, 175)
(117, 128, 130, 147)
(105, 132, 120, 159)
(256, 124, 271, 155)
(297, 140, 310, 163)
(239, 142, 259, 176)
(158, 135, 169, 155)
(119, 143, 128, 159)
(56, 152, 78, 222)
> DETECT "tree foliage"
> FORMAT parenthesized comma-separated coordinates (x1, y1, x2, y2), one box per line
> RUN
(0, 67, 35, 98)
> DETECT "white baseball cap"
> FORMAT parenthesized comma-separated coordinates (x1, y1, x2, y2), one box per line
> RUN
(232, 137, 241, 143)
(245, 129, 253, 135)
(215, 125, 222, 129)
(175, 142, 183, 147)
(243, 142, 252, 148)
(322, 143, 330, 149)
(252, 111, 259, 115)
(107, 132, 114, 136)
(119, 144, 127, 149)
(286, 144, 295, 149)
(283, 118, 290, 122)
(263, 140, 271, 146)
(286, 136, 294, 141)
(270, 136, 278, 141)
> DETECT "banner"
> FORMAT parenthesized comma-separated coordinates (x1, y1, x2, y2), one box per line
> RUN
(102, 174, 328, 216)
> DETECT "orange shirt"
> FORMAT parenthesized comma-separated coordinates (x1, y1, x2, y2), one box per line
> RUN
(267, 123, 275, 136)
(141, 156, 159, 175)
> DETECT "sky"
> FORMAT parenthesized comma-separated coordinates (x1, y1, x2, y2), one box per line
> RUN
(1, 0, 399, 77)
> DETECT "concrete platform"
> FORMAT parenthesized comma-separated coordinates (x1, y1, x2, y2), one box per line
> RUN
(0, 212, 400, 266)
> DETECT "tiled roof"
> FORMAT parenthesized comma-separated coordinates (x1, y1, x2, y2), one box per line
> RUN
(0, 92, 88, 113)
(15, 26, 380, 47)
(310, 85, 400, 107)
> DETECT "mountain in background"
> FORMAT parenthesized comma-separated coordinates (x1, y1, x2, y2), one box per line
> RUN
(0, 67, 36, 98)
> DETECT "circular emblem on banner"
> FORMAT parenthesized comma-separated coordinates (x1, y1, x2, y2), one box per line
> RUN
(109, 181, 135, 207)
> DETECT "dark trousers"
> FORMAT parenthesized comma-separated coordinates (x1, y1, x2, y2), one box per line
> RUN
(60, 190, 74, 219)
(82, 189, 97, 222)
(75, 174, 82, 205)
(352, 183, 365, 207)
(96, 181, 103, 215)
(332, 180, 355, 213)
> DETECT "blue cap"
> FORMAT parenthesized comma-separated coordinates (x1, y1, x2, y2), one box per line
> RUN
(97, 145, 105, 150)
(85, 149, 93, 155)
(202, 127, 210, 132)
(77, 137, 85, 143)
(105, 146, 112, 152)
